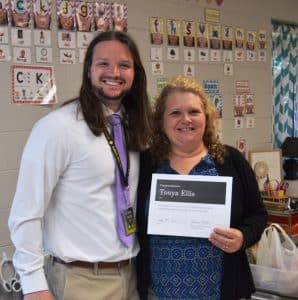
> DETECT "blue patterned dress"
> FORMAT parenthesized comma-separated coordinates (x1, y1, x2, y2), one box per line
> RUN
(148, 154, 223, 300)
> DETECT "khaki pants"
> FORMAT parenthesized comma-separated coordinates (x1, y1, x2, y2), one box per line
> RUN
(44, 258, 139, 300)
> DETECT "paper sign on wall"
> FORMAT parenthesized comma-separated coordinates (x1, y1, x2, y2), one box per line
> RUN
(12, 65, 57, 104)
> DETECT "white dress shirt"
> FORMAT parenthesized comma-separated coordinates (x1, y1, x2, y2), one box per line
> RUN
(8, 101, 140, 294)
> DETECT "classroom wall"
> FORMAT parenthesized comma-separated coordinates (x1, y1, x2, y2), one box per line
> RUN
(0, 0, 297, 297)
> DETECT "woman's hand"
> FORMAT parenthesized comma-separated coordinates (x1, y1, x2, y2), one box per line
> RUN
(208, 227, 244, 253)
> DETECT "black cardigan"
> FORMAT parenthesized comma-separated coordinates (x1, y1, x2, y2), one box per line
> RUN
(136, 145, 268, 300)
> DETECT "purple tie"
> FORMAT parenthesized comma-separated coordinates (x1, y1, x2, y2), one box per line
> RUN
(110, 114, 133, 247)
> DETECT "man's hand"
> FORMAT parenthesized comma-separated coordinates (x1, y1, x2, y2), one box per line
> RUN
(24, 290, 54, 300)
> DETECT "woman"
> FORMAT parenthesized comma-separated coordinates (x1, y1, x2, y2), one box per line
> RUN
(136, 76, 267, 300)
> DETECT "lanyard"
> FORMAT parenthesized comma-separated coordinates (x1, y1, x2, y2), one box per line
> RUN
(103, 124, 130, 187)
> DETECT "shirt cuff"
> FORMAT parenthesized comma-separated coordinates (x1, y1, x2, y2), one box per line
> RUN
(20, 270, 49, 295)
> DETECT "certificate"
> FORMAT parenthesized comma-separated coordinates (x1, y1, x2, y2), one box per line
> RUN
(147, 173, 232, 238)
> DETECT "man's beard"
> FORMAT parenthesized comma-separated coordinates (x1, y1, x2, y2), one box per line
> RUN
(93, 85, 129, 102)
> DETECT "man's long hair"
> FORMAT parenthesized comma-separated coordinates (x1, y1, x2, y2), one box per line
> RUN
(67, 31, 152, 151)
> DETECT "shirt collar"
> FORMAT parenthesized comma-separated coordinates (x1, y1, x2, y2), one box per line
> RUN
(101, 102, 124, 118)
(75, 100, 124, 123)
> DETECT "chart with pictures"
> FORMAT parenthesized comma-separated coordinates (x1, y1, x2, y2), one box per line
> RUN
(149, 16, 267, 78)
(0, 0, 128, 64)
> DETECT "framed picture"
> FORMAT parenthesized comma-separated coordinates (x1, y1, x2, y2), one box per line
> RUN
(248, 149, 282, 191)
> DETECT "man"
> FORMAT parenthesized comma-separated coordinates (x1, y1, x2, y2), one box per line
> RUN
(8, 31, 152, 300)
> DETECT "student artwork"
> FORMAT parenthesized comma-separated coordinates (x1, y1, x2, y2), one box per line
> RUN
(167, 18, 180, 46)
(224, 63, 233, 75)
(234, 117, 244, 129)
(183, 64, 195, 77)
(196, 22, 209, 48)
(222, 25, 233, 50)
(197, 22, 209, 61)
(33, 25, 51, 46)
(94, 1, 110, 32)
(13, 46, 31, 63)
(156, 77, 168, 92)
(167, 47, 179, 61)
(76, 1, 93, 32)
(57, 0, 76, 50)
(0, 0, 9, 26)
(11, 25, 31, 46)
(111, 3, 127, 31)
(235, 27, 244, 49)
(77, 30, 94, 48)
(32, 0, 51, 51)
(209, 24, 221, 62)
(245, 94, 255, 114)
(184, 48, 195, 62)
(58, 30, 76, 48)
(57, 0, 76, 31)
(151, 61, 164, 75)
(35, 46, 52, 63)
(233, 94, 245, 117)
(258, 29, 266, 49)
(60, 48, 76, 64)
(258, 29, 267, 62)
(33, 0, 51, 30)
(203, 80, 222, 120)
(246, 30, 256, 62)
(198, 48, 209, 62)
(246, 30, 256, 50)
(209, 24, 220, 49)
(0, 26, 9, 43)
(234, 27, 244, 62)
(235, 80, 250, 94)
(222, 25, 233, 62)
(212, 94, 223, 118)
(203, 79, 219, 94)
(182, 20, 195, 47)
(245, 116, 255, 129)
(0, 44, 10, 60)
(150, 47, 163, 61)
(11, 0, 31, 28)
(149, 16, 164, 45)
(233, 80, 256, 129)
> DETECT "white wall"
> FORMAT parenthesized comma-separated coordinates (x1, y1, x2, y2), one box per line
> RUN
(0, 0, 297, 290)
